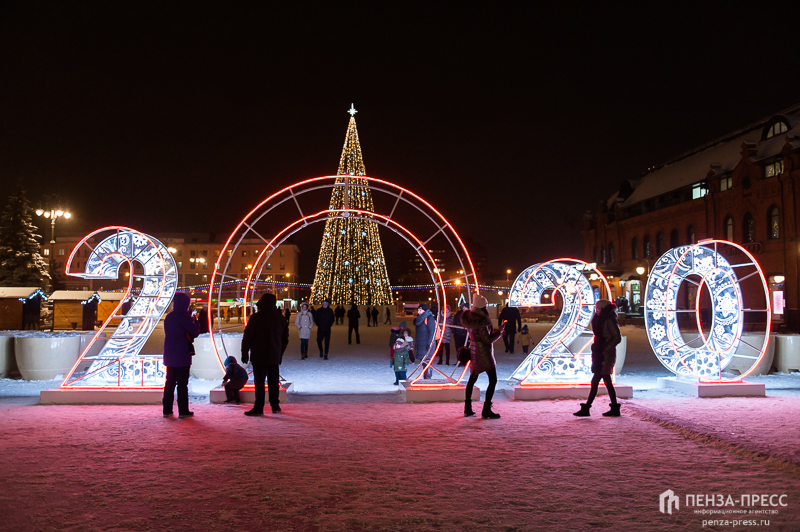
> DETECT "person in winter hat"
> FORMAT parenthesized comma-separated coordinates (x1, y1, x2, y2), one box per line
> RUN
(390, 337, 411, 385)
(452, 302, 469, 351)
(574, 299, 621, 417)
(315, 300, 335, 359)
(162, 292, 200, 418)
(516, 324, 534, 355)
(460, 293, 503, 419)
(241, 293, 289, 416)
(415, 303, 436, 379)
(347, 304, 361, 345)
(294, 301, 315, 359)
(222, 356, 249, 404)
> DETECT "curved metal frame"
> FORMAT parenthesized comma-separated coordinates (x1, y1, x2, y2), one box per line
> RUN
(207, 176, 479, 388)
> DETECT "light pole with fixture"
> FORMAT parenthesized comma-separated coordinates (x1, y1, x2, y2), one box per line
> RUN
(35, 207, 71, 289)
(634, 259, 650, 314)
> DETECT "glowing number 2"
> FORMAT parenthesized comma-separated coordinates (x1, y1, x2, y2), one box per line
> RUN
(644, 240, 771, 382)
(507, 259, 610, 385)
(61, 227, 178, 388)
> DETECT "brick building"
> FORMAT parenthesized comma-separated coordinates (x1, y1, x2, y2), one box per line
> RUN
(583, 104, 800, 329)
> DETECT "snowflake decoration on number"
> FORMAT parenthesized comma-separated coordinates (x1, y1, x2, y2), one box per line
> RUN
(650, 323, 666, 342)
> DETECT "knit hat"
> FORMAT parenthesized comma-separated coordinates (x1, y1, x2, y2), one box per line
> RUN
(419, 303, 429, 311)
(596, 299, 613, 309)
(398, 321, 406, 328)
(472, 293, 487, 309)
(257, 293, 277, 309)
(394, 337, 406, 347)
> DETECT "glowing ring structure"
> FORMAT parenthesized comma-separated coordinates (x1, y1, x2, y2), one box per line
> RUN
(644, 240, 771, 382)
(61, 227, 178, 388)
(208, 176, 479, 388)
(507, 259, 611, 385)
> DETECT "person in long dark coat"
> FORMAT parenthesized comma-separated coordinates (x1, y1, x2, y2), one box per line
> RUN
(197, 305, 210, 334)
(574, 299, 621, 417)
(162, 292, 200, 417)
(460, 293, 503, 419)
(241, 293, 289, 416)
(498, 304, 522, 353)
(347, 304, 361, 344)
(315, 300, 335, 359)
(452, 302, 469, 351)
(365, 306, 372, 327)
(414, 303, 436, 379)
(334, 305, 345, 325)
(371, 306, 379, 327)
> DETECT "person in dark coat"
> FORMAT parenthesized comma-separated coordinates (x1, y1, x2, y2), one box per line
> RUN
(284, 307, 291, 322)
(460, 293, 503, 419)
(162, 292, 200, 418)
(384, 306, 392, 325)
(241, 293, 289, 416)
(221, 356, 248, 404)
(315, 300, 335, 359)
(574, 299, 621, 417)
(414, 303, 436, 379)
(498, 303, 522, 353)
(197, 305, 210, 334)
(388, 320, 405, 350)
(365, 306, 372, 327)
(347, 304, 361, 344)
(452, 302, 469, 351)
(371, 306, 379, 327)
(334, 304, 344, 325)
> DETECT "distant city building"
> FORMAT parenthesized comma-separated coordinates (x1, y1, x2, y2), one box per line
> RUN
(583, 103, 800, 328)
(41, 233, 300, 293)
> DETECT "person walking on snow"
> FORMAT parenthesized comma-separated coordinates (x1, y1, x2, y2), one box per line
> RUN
(516, 324, 534, 355)
(294, 301, 314, 360)
(315, 300, 335, 359)
(371, 306, 379, 327)
(437, 305, 453, 365)
(460, 293, 503, 419)
(162, 292, 200, 418)
(384, 306, 392, 325)
(574, 299, 621, 417)
(414, 303, 436, 379)
(452, 302, 469, 351)
(347, 304, 361, 345)
(241, 293, 289, 416)
(498, 303, 522, 353)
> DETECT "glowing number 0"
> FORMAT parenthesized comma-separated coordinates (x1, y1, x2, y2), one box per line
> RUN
(507, 259, 611, 385)
(61, 227, 178, 388)
(644, 240, 771, 381)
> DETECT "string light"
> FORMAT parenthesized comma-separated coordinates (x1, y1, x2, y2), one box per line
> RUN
(309, 107, 393, 305)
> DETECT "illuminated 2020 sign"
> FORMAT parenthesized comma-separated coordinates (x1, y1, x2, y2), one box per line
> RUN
(644, 240, 771, 382)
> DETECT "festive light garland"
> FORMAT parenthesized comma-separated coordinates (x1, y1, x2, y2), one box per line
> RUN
(309, 109, 393, 306)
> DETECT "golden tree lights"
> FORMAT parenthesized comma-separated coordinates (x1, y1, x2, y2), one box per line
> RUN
(309, 106, 393, 305)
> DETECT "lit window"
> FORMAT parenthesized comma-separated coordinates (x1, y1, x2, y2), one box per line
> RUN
(242, 250, 247, 257)
(178, 262, 182, 269)
(58, 248, 65, 256)
(44, 249, 50, 256)
(720, 176, 732, 191)
(215, 250, 220, 256)
(769, 207, 780, 239)
(280, 263, 286, 270)
(765, 160, 784, 177)
(692, 182, 708, 199)
(766, 121, 789, 139)
(202, 261, 208, 269)
(267, 263, 272, 270)
(254, 249, 259, 255)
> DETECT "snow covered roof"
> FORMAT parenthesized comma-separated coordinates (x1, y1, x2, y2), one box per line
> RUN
(615, 104, 800, 208)
(97, 291, 127, 301)
(49, 291, 96, 302)
(0, 287, 44, 299)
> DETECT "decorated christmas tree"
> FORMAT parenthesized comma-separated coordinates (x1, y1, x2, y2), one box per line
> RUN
(0, 185, 51, 287)
(309, 105, 393, 305)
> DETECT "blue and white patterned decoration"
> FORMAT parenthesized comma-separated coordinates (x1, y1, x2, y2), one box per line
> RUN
(507, 261, 597, 384)
(62, 228, 177, 388)
(644, 241, 767, 381)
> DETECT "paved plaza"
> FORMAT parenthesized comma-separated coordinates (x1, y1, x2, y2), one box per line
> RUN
(1, 321, 799, 531)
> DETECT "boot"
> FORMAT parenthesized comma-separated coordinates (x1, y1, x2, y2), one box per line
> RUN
(602, 403, 621, 417)
(464, 400, 475, 417)
(573, 403, 591, 417)
(481, 402, 501, 419)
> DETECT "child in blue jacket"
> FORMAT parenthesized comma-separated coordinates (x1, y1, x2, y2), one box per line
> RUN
(222, 356, 249, 404)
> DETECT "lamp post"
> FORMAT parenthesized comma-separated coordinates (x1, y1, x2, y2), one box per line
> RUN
(635, 259, 650, 314)
(35, 207, 71, 290)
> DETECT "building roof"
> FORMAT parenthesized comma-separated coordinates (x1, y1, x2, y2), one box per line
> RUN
(96, 291, 127, 301)
(613, 103, 800, 208)
(49, 291, 96, 301)
(0, 287, 44, 299)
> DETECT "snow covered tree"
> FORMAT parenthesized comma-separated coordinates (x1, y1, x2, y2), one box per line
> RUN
(0, 185, 51, 287)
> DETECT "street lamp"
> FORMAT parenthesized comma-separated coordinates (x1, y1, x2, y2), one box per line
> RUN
(35, 207, 71, 289)
(506, 269, 512, 283)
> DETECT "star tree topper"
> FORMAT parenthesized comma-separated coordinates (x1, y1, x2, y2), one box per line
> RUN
(348, 103, 357, 116)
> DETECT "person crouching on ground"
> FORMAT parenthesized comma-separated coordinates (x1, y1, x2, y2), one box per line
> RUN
(390, 337, 411, 385)
(241, 293, 289, 416)
(294, 301, 314, 360)
(574, 299, 621, 417)
(460, 293, 504, 419)
(162, 292, 200, 418)
(222, 356, 248, 404)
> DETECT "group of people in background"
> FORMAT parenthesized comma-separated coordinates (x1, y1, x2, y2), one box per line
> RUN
(161, 291, 621, 421)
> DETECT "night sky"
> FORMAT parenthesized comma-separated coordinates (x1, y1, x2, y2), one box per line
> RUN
(2, 2, 800, 281)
